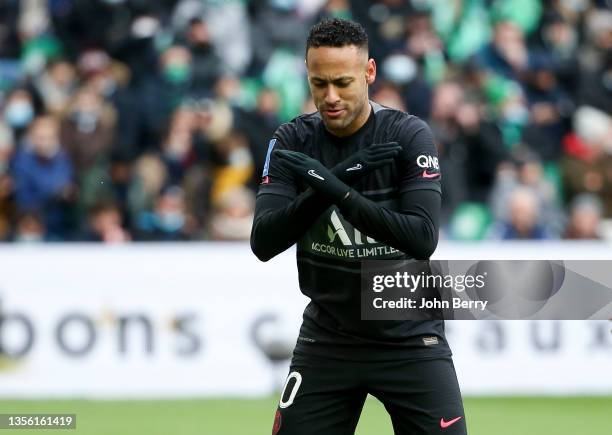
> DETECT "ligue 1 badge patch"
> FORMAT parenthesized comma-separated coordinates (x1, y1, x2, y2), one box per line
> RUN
(272, 410, 282, 435)
(262, 138, 277, 184)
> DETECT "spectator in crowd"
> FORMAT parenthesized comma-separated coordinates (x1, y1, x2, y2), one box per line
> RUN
(172, 0, 251, 75)
(11, 115, 75, 239)
(11, 211, 47, 243)
(521, 53, 571, 160)
(127, 154, 168, 231)
(180, 18, 224, 93)
(32, 59, 77, 116)
(0, 1, 20, 59)
(139, 45, 197, 144)
(233, 88, 281, 187)
(209, 186, 255, 241)
(380, 53, 431, 119)
(429, 81, 468, 218)
(61, 86, 116, 178)
(84, 201, 131, 244)
(135, 185, 193, 241)
(248, 0, 310, 73)
(475, 19, 531, 82)
(349, 0, 413, 62)
(430, 81, 508, 217)
(577, 10, 612, 114)
(535, 12, 580, 95)
(160, 106, 198, 185)
(489, 187, 555, 240)
(3, 88, 36, 139)
(562, 105, 612, 217)
(490, 149, 563, 235)
(209, 130, 254, 205)
(405, 8, 446, 83)
(564, 194, 603, 240)
(76, 49, 138, 160)
(316, 0, 352, 22)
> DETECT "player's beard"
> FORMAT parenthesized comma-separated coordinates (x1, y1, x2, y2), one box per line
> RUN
(322, 110, 351, 131)
(321, 98, 367, 136)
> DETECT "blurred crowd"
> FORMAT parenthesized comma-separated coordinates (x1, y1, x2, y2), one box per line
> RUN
(0, 0, 610, 243)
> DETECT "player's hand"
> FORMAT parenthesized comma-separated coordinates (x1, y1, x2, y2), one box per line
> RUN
(274, 150, 351, 202)
(333, 142, 402, 184)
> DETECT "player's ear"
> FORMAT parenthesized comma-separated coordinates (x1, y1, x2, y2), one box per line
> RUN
(365, 58, 376, 85)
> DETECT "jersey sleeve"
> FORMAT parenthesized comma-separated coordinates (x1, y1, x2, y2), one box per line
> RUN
(257, 124, 299, 198)
(398, 118, 442, 194)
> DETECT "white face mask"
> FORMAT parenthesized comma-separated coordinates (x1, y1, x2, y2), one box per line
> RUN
(5, 101, 34, 128)
(156, 211, 185, 232)
(383, 55, 417, 85)
(16, 233, 44, 243)
(269, 0, 297, 10)
(503, 104, 529, 125)
(561, 0, 588, 12)
(73, 110, 99, 133)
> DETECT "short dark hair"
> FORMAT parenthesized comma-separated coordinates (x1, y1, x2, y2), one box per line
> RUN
(306, 18, 368, 55)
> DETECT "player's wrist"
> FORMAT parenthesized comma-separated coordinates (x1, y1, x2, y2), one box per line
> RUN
(324, 184, 351, 203)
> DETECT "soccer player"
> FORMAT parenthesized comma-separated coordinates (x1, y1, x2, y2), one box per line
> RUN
(250, 18, 466, 435)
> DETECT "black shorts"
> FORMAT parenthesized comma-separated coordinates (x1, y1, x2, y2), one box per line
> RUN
(272, 352, 467, 435)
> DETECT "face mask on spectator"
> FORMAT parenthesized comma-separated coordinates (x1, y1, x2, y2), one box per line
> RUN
(164, 64, 191, 84)
(98, 77, 118, 97)
(503, 103, 529, 125)
(561, 0, 588, 12)
(16, 232, 44, 243)
(72, 109, 99, 133)
(5, 101, 34, 128)
(383, 55, 417, 85)
(164, 141, 189, 161)
(156, 211, 184, 232)
(269, 0, 297, 11)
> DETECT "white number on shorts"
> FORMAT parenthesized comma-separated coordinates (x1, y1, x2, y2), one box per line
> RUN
(279, 371, 302, 409)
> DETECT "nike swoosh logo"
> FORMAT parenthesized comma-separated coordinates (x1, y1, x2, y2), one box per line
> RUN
(422, 170, 440, 179)
(440, 416, 462, 429)
(307, 169, 325, 181)
(346, 164, 363, 172)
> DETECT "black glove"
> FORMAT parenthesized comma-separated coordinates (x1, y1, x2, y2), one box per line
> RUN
(274, 150, 351, 202)
(332, 142, 401, 184)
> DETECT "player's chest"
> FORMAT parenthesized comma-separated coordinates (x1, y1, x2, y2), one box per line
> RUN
(301, 138, 402, 198)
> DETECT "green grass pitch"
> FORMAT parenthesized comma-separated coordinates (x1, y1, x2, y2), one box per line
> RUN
(0, 396, 610, 434)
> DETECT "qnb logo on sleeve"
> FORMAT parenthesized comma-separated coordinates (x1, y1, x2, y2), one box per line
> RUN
(416, 154, 440, 179)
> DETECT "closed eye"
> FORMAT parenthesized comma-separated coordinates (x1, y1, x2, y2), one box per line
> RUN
(310, 78, 354, 88)
(334, 79, 353, 88)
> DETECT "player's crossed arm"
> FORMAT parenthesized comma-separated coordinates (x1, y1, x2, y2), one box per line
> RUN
(271, 131, 441, 260)
(250, 143, 401, 261)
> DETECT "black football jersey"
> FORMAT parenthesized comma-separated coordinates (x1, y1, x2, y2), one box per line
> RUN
(258, 101, 451, 360)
